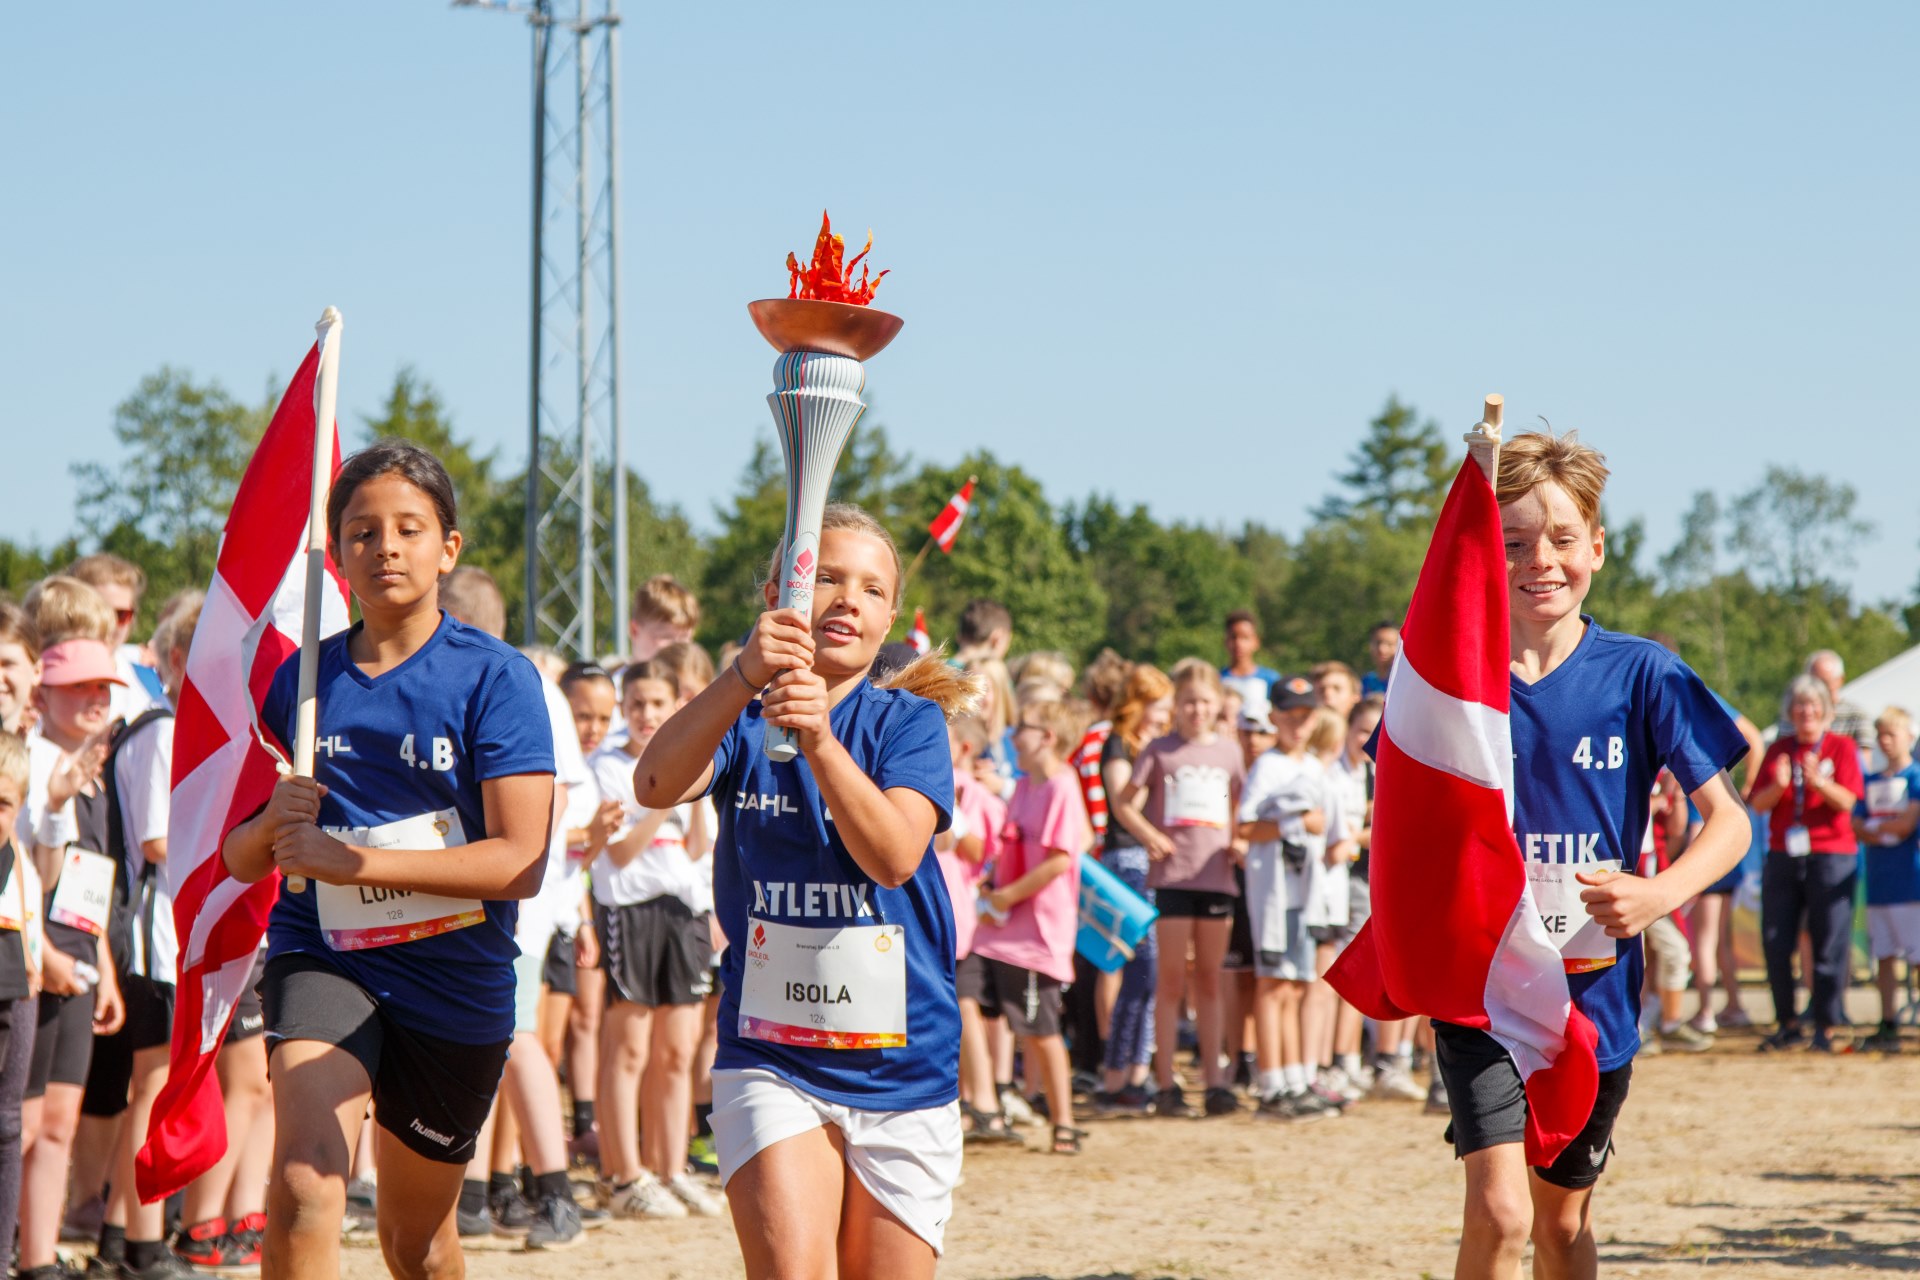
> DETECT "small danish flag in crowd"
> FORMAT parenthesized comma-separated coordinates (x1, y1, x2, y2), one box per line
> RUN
(136, 338, 350, 1201)
(928, 476, 975, 553)
(907, 606, 931, 655)
(1326, 456, 1598, 1167)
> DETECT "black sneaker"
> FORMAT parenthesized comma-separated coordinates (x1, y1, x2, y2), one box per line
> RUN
(117, 1248, 202, 1279)
(1203, 1086, 1241, 1117)
(1152, 1086, 1197, 1118)
(1094, 1084, 1152, 1117)
(488, 1188, 535, 1237)
(455, 1204, 494, 1239)
(523, 1194, 583, 1251)
(21, 1264, 88, 1280)
(1860, 1023, 1902, 1053)
(1758, 1023, 1805, 1053)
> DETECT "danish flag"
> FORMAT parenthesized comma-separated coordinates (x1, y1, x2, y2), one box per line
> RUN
(927, 477, 974, 553)
(136, 340, 350, 1200)
(907, 607, 931, 655)
(1326, 458, 1598, 1166)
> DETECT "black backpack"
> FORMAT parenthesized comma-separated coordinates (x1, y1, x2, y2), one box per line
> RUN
(98, 707, 174, 978)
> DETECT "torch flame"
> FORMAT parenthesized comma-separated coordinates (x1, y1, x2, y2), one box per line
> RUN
(785, 210, 889, 306)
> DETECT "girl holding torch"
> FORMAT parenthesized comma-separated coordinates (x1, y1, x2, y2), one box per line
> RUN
(635, 503, 974, 1280)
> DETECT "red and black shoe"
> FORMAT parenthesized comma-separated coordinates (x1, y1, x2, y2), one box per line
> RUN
(171, 1216, 259, 1275)
(224, 1214, 265, 1273)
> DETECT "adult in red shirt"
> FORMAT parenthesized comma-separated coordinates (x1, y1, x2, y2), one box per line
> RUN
(1750, 674, 1864, 1051)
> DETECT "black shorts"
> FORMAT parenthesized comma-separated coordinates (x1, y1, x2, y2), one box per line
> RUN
(597, 896, 714, 1008)
(1222, 869, 1254, 972)
(261, 953, 509, 1165)
(1433, 1020, 1634, 1189)
(1154, 887, 1236, 920)
(79, 973, 175, 1118)
(543, 932, 577, 998)
(27, 987, 96, 1099)
(224, 951, 269, 1046)
(959, 954, 1064, 1039)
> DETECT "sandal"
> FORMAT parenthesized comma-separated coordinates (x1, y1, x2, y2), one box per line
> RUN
(1050, 1123, 1086, 1156)
(962, 1103, 1021, 1144)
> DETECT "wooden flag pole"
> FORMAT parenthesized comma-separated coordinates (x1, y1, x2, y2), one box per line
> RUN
(1482, 393, 1504, 489)
(287, 307, 343, 894)
(901, 537, 935, 593)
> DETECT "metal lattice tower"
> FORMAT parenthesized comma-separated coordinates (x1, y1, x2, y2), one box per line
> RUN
(458, 0, 626, 658)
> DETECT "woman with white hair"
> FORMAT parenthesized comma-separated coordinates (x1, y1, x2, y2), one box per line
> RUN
(1750, 674, 1864, 1051)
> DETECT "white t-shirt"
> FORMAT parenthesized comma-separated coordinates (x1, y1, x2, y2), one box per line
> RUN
(1308, 754, 1353, 929)
(587, 743, 703, 909)
(518, 677, 593, 953)
(114, 711, 178, 982)
(1239, 749, 1329, 950)
(24, 731, 81, 852)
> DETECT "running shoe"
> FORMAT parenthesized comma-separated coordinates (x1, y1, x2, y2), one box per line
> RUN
(115, 1248, 202, 1280)
(608, 1171, 689, 1220)
(1860, 1023, 1903, 1053)
(1689, 1010, 1719, 1035)
(1307, 1081, 1350, 1113)
(1807, 1032, 1841, 1054)
(1370, 1064, 1426, 1101)
(1423, 1077, 1451, 1116)
(1152, 1086, 1198, 1119)
(488, 1188, 535, 1238)
(344, 1178, 378, 1217)
(1255, 1091, 1329, 1122)
(687, 1133, 720, 1177)
(225, 1215, 265, 1271)
(522, 1195, 583, 1252)
(1718, 1006, 1754, 1030)
(20, 1265, 89, 1280)
(998, 1086, 1039, 1127)
(1635, 1033, 1664, 1058)
(171, 1219, 256, 1274)
(667, 1174, 725, 1218)
(1094, 1084, 1153, 1117)
(1319, 1066, 1364, 1105)
(1203, 1086, 1241, 1117)
(455, 1204, 494, 1239)
(1758, 1024, 1805, 1053)
(1661, 1022, 1714, 1053)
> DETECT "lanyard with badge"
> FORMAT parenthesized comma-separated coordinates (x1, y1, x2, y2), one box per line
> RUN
(314, 809, 487, 951)
(1784, 738, 1821, 857)
(734, 741, 909, 1049)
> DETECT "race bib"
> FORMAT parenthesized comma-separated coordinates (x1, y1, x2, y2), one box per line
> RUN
(739, 916, 907, 1050)
(1527, 859, 1621, 973)
(1867, 777, 1909, 819)
(316, 809, 486, 952)
(1165, 765, 1231, 829)
(49, 847, 116, 936)
(1784, 824, 1812, 857)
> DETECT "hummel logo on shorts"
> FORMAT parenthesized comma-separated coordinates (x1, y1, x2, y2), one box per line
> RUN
(1588, 1144, 1605, 1168)
(410, 1118, 455, 1147)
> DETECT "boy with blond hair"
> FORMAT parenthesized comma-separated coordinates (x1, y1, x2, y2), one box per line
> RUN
(629, 575, 700, 663)
(1854, 706, 1920, 1052)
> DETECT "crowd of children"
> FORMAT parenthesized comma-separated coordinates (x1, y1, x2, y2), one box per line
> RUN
(1, 431, 1914, 1280)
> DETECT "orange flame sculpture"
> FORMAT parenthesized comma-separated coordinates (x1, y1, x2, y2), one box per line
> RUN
(785, 211, 889, 305)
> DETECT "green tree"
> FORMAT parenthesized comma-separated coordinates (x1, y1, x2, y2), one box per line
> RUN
(1729, 467, 1874, 596)
(1313, 397, 1453, 529)
(1062, 497, 1253, 667)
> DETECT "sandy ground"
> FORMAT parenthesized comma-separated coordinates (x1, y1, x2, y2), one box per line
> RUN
(333, 1018, 1920, 1280)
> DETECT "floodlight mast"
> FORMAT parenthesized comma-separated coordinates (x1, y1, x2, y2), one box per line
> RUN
(456, 0, 628, 659)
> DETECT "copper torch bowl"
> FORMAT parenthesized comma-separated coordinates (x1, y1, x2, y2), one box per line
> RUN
(748, 299, 903, 362)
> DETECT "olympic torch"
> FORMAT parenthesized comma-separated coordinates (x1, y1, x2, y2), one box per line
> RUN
(748, 212, 903, 762)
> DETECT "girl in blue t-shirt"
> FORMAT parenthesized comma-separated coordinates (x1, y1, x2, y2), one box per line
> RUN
(635, 503, 968, 1280)
(222, 441, 557, 1278)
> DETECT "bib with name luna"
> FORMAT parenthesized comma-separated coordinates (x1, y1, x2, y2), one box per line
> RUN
(316, 809, 486, 952)
(739, 916, 907, 1050)
(1527, 859, 1621, 973)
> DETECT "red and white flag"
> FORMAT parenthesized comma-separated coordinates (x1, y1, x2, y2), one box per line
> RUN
(907, 606, 931, 655)
(1326, 459, 1597, 1165)
(135, 341, 349, 1201)
(927, 477, 974, 553)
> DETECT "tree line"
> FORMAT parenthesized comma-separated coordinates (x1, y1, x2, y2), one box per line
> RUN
(9, 366, 1911, 727)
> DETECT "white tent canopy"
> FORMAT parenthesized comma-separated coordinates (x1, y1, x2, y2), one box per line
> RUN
(1840, 645, 1920, 722)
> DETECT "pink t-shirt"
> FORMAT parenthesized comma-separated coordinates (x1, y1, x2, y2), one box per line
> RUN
(1135, 732, 1246, 894)
(938, 768, 1005, 960)
(971, 766, 1090, 984)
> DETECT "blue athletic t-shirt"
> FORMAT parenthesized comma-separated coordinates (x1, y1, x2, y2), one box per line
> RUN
(1510, 619, 1747, 1070)
(705, 680, 958, 1111)
(1857, 763, 1920, 905)
(262, 613, 555, 1044)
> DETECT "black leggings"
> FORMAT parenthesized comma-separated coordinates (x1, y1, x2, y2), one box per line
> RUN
(1760, 851, 1859, 1032)
(0, 996, 35, 1257)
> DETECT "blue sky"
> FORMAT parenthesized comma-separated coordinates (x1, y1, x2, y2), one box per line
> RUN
(4, 3, 1915, 607)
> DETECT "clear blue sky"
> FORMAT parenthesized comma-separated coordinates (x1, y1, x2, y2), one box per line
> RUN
(5, 3, 1916, 607)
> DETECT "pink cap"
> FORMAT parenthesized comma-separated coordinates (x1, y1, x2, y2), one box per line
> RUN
(40, 640, 127, 689)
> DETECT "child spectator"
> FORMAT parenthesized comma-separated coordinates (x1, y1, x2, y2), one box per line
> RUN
(66, 554, 161, 721)
(1070, 650, 1131, 849)
(970, 697, 1093, 1153)
(959, 654, 1016, 797)
(1854, 707, 1920, 1051)
(589, 659, 720, 1218)
(1220, 610, 1279, 711)
(0, 603, 42, 736)
(1361, 621, 1400, 696)
(559, 661, 621, 1162)
(1240, 676, 1336, 1121)
(1310, 661, 1361, 723)
(629, 574, 700, 662)
(1302, 707, 1360, 1104)
(956, 598, 1013, 663)
(0, 730, 42, 1274)
(1116, 663, 1245, 1118)
(944, 715, 1010, 1141)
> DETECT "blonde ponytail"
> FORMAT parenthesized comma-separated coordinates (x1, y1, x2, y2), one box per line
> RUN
(876, 648, 983, 721)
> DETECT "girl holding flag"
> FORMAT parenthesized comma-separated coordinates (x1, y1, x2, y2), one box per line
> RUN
(635, 503, 972, 1280)
(222, 440, 556, 1280)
